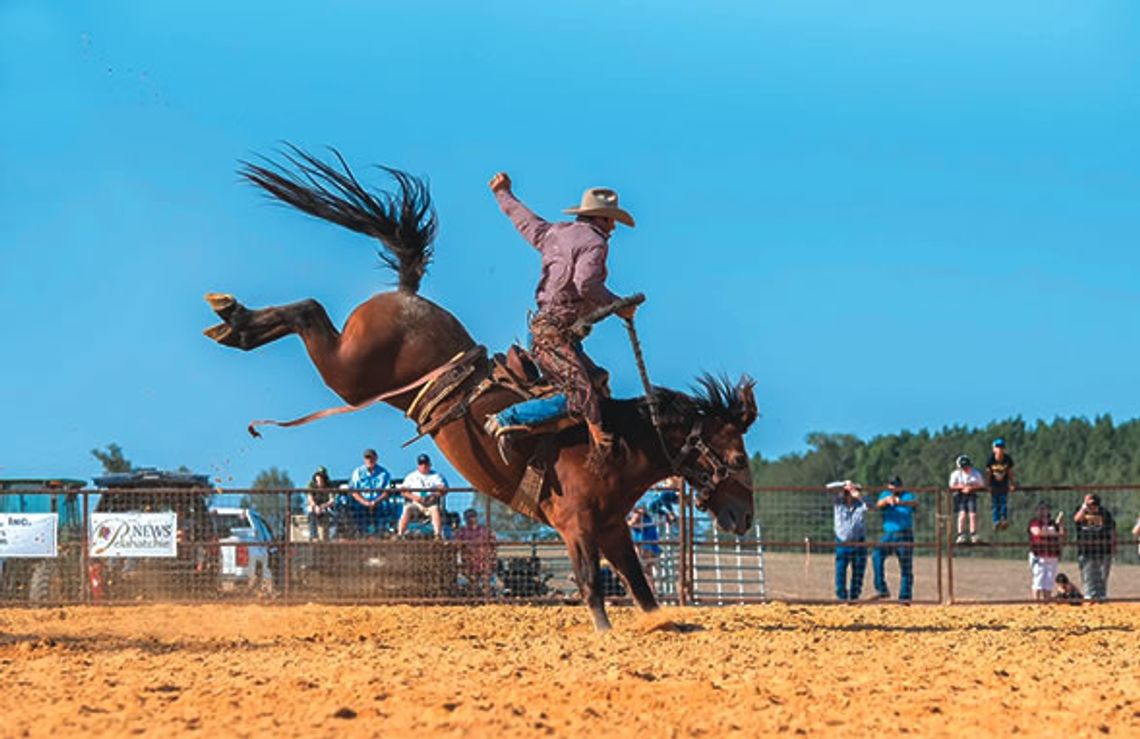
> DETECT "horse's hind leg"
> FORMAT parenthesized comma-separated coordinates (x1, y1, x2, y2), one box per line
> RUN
(203, 294, 337, 352)
(600, 526, 660, 613)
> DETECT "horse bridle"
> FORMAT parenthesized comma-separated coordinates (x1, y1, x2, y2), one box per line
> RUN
(667, 418, 747, 511)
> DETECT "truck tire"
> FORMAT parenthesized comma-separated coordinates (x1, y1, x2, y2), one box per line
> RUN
(28, 561, 62, 603)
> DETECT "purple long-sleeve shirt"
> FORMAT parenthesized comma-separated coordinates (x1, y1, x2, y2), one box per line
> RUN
(495, 189, 620, 324)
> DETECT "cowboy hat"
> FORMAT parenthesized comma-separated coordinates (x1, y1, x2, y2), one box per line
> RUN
(563, 187, 635, 227)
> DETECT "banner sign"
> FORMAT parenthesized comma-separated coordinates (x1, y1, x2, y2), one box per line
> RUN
(89, 512, 177, 558)
(0, 513, 58, 558)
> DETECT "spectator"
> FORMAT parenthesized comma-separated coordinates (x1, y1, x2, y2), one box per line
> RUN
(826, 480, 868, 602)
(985, 437, 1017, 532)
(1074, 494, 1116, 601)
(305, 466, 336, 541)
(443, 511, 460, 540)
(872, 476, 917, 602)
(397, 454, 448, 538)
(1054, 572, 1083, 603)
(455, 508, 497, 594)
(627, 503, 662, 591)
(1027, 501, 1064, 601)
(349, 448, 392, 538)
(949, 455, 986, 544)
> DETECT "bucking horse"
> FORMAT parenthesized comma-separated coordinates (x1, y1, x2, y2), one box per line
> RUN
(203, 146, 757, 630)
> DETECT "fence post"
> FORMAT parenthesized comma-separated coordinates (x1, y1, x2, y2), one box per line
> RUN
(935, 487, 944, 604)
(81, 490, 91, 605)
(678, 481, 689, 606)
(282, 489, 292, 602)
(944, 488, 956, 604)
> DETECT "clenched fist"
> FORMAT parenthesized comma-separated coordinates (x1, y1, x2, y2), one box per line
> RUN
(489, 172, 512, 193)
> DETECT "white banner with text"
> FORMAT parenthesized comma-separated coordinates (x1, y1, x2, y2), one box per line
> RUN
(0, 513, 58, 557)
(89, 512, 177, 558)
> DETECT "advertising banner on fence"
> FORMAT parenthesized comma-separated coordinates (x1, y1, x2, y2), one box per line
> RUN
(0, 513, 58, 558)
(89, 512, 177, 558)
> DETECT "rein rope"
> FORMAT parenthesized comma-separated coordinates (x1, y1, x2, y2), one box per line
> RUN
(622, 315, 674, 469)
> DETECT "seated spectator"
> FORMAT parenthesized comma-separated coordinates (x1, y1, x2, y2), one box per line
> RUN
(455, 508, 497, 593)
(826, 480, 868, 602)
(627, 503, 662, 591)
(1054, 572, 1083, 603)
(1074, 494, 1116, 601)
(305, 466, 336, 541)
(349, 448, 393, 538)
(872, 476, 917, 602)
(443, 511, 460, 540)
(1027, 501, 1064, 601)
(949, 455, 987, 544)
(397, 453, 448, 539)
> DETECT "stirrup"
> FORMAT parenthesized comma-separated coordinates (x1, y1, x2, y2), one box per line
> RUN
(484, 415, 527, 466)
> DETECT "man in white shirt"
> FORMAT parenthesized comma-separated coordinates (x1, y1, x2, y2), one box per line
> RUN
(397, 453, 449, 538)
(949, 454, 987, 544)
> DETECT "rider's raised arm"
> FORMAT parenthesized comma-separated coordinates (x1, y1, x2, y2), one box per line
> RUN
(573, 239, 621, 312)
(494, 189, 552, 249)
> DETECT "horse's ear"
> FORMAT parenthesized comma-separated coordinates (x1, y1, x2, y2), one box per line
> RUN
(736, 375, 758, 429)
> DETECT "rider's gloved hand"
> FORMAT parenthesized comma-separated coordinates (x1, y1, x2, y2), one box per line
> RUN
(489, 172, 512, 193)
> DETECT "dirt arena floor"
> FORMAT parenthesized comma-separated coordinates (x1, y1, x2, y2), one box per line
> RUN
(2, 603, 1138, 738)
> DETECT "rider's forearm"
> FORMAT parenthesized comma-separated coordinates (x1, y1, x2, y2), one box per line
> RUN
(495, 189, 548, 248)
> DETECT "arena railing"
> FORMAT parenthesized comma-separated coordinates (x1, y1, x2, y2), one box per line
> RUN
(3, 483, 1136, 606)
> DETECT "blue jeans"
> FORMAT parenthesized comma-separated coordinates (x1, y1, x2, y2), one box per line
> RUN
(991, 491, 1008, 525)
(1079, 554, 1111, 600)
(873, 531, 914, 600)
(835, 539, 868, 600)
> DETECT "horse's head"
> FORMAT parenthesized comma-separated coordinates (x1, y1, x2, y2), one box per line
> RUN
(656, 375, 758, 535)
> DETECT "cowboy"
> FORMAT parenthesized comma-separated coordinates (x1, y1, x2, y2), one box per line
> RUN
(483, 172, 639, 460)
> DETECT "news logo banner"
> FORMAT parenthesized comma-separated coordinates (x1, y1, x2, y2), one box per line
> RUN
(89, 512, 177, 558)
(0, 513, 58, 557)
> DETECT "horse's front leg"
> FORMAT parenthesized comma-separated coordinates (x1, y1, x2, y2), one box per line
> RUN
(563, 527, 610, 632)
(600, 524, 660, 613)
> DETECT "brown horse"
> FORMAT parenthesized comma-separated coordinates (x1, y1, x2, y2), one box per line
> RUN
(204, 147, 757, 630)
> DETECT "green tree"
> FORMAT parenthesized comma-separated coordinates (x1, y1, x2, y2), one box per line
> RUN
(242, 467, 296, 537)
(91, 443, 132, 473)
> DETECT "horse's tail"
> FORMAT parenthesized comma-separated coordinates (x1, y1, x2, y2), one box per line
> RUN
(239, 144, 436, 293)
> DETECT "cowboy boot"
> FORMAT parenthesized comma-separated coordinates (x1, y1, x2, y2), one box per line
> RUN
(587, 420, 615, 454)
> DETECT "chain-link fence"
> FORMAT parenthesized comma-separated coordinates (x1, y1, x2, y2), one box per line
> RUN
(3, 482, 1138, 606)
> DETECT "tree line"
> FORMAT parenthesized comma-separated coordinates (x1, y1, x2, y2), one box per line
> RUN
(750, 415, 1140, 489)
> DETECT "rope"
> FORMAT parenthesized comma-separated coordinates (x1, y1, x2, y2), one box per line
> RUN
(622, 316, 673, 467)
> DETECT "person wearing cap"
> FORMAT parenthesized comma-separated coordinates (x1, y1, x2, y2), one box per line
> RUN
(949, 455, 987, 544)
(1027, 501, 1065, 601)
(825, 480, 869, 602)
(455, 508, 497, 595)
(305, 466, 337, 541)
(985, 437, 1018, 532)
(872, 476, 918, 601)
(397, 453, 449, 539)
(1074, 494, 1117, 601)
(483, 172, 639, 462)
(349, 448, 392, 538)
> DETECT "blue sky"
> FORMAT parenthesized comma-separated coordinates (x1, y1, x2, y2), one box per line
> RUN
(2, 1, 1138, 495)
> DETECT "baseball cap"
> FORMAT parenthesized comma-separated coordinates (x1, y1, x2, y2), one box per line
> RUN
(363, 448, 378, 459)
(314, 466, 328, 476)
(416, 453, 431, 465)
(992, 437, 1006, 447)
(956, 455, 971, 469)
(889, 476, 903, 487)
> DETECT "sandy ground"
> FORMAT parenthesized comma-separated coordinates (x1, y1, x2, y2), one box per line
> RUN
(1, 603, 1138, 738)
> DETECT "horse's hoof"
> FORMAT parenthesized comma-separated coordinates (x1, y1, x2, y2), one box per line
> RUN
(204, 292, 237, 318)
(203, 322, 238, 346)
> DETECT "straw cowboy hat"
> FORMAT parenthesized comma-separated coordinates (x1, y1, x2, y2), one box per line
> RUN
(563, 187, 635, 227)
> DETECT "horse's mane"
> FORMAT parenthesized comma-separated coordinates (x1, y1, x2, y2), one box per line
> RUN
(626, 373, 755, 428)
(239, 144, 436, 293)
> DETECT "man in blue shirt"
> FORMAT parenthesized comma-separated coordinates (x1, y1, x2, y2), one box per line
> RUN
(873, 476, 918, 601)
(348, 448, 392, 538)
(827, 480, 869, 602)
